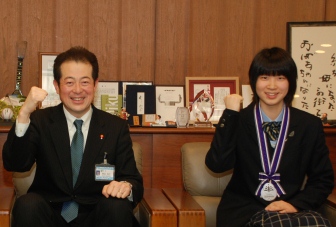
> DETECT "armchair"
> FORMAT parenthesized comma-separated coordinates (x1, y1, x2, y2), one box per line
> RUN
(1, 142, 179, 227)
(177, 142, 336, 227)
(5, 142, 146, 226)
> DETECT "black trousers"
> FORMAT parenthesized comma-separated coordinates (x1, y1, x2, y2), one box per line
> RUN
(11, 192, 136, 227)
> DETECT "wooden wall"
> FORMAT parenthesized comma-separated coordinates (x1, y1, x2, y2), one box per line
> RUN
(1, 0, 336, 98)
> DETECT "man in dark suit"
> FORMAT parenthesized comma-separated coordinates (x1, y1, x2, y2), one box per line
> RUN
(3, 46, 143, 227)
(206, 47, 334, 226)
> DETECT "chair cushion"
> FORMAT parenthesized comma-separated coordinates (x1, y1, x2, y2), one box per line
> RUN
(193, 195, 221, 227)
(181, 142, 232, 197)
(318, 203, 336, 227)
(132, 142, 142, 174)
(12, 163, 36, 198)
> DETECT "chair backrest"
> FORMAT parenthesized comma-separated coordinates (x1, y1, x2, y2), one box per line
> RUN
(181, 142, 232, 197)
(132, 142, 143, 174)
(12, 142, 143, 198)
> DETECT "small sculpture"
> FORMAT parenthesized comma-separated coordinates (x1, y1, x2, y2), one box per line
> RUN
(321, 113, 329, 126)
(1, 108, 14, 121)
(119, 107, 130, 120)
(155, 115, 165, 125)
(190, 89, 214, 122)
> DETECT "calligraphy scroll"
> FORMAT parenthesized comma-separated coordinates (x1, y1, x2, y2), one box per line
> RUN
(287, 22, 336, 119)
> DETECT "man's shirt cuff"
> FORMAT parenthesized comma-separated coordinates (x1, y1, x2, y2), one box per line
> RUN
(15, 119, 30, 137)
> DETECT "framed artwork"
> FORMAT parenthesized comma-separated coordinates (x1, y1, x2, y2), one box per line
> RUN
(121, 81, 153, 109)
(125, 85, 156, 126)
(39, 52, 59, 108)
(287, 21, 336, 119)
(155, 85, 184, 123)
(186, 77, 239, 123)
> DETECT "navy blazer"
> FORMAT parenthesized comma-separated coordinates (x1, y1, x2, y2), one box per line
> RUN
(3, 104, 143, 207)
(206, 103, 334, 226)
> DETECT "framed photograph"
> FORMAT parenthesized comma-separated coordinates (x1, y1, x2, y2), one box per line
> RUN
(186, 77, 239, 123)
(287, 21, 336, 120)
(242, 84, 253, 108)
(155, 85, 184, 123)
(142, 114, 157, 126)
(39, 52, 59, 108)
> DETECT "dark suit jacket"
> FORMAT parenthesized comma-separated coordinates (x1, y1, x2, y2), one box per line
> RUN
(3, 104, 143, 208)
(205, 103, 334, 227)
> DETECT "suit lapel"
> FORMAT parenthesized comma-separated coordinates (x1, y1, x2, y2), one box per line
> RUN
(245, 104, 259, 144)
(49, 105, 73, 188)
(285, 107, 299, 144)
(75, 107, 106, 188)
(48, 105, 109, 189)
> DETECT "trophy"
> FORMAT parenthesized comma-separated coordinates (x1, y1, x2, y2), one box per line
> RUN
(189, 89, 214, 127)
(13, 41, 28, 96)
(175, 107, 190, 128)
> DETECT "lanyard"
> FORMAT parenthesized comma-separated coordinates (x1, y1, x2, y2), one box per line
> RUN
(254, 103, 289, 198)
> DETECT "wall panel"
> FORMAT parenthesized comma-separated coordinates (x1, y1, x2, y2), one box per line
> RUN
(188, 0, 227, 78)
(155, 0, 190, 85)
(0, 1, 19, 95)
(254, 1, 325, 49)
(1, 0, 336, 99)
(20, 0, 56, 94)
(55, 0, 90, 49)
(88, 0, 121, 81)
(189, 1, 257, 85)
(119, 0, 155, 82)
(326, 0, 336, 20)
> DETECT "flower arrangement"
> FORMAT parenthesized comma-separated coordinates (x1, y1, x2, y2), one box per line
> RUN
(0, 95, 26, 122)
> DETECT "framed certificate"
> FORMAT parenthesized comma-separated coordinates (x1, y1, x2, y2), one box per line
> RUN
(39, 52, 59, 108)
(155, 85, 184, 123)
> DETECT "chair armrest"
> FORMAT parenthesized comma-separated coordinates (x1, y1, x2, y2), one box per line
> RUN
(0, 187, 15, 227)
(318, 188, 336, 227)
(138, 188, 177, 227)
(162, 188, 205, 227)
(326, 188, 336, 208)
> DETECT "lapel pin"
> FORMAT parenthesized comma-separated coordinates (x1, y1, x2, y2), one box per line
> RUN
(100, 134, 104, 140)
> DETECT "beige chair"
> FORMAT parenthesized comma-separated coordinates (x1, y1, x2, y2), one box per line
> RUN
(181, 142, 336, 227)
(10, 142, 143, 226)
(181, 142, 231, 227)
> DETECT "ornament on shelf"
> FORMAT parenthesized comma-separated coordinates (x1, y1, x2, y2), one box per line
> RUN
(1, 108, 14, 121)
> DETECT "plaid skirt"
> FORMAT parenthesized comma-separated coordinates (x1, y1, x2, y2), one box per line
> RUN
(245, 210, 331, 227)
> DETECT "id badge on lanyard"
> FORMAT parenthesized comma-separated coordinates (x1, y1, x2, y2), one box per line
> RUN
(95, 152, 115, 181)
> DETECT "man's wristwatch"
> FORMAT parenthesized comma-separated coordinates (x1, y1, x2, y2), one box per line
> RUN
(122, 181, 133, 199)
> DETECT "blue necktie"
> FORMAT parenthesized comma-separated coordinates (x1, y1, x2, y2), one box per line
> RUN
(61, 119, 84, 223)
